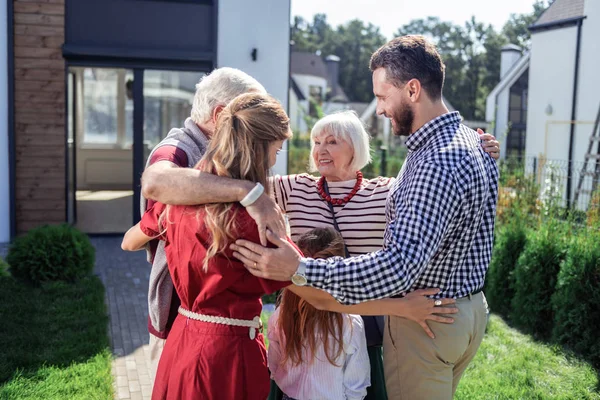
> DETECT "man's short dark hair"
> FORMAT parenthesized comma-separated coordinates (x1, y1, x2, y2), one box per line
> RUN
(369, 35, 445, 100)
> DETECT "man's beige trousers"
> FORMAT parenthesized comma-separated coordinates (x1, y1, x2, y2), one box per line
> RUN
(384, 292, 488, 400)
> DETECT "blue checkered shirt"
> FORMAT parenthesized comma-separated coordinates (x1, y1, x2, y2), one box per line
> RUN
(304, 112, 499, 305)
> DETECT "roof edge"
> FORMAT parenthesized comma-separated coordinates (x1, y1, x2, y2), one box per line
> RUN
(529, 16, 585, 33)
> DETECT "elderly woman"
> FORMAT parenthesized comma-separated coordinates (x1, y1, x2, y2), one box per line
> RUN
(138, 107, 500, 399)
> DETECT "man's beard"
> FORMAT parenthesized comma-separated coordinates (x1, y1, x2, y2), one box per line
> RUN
(391, 103, 414, 137)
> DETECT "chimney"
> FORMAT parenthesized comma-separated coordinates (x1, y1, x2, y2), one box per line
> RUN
(500, 44, 522, 79)
(325, 55, 341, 96)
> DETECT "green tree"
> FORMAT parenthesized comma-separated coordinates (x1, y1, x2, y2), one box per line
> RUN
(392, 0, 553, 120)
(502, 0, 554, 49)
(395, 16, 497, 120)
(291, 15, 386, 103)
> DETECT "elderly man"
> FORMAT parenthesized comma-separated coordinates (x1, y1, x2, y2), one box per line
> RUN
(231, 36, 499, 399)
(139, 67, 286, 380)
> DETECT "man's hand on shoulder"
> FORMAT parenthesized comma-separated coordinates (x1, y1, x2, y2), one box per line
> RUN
(231, 230, 300, 281)
(245, 193, 286, 246)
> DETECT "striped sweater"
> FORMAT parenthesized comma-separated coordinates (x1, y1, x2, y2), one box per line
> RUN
(271, 174, 394, 256)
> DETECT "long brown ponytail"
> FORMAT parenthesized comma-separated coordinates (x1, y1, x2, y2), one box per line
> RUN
(198, 93, 291, 270)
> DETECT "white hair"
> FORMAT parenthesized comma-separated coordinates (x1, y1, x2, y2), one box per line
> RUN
(309, 110, 372, 172)
(190, 67, 266, 124)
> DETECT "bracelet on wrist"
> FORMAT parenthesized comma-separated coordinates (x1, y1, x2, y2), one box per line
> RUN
(240, 182, 264, 207)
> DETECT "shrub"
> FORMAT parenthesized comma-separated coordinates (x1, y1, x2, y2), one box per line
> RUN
(484, 222, 528, 318)
(6, 224, 95, 285)
(510, 223, 568, 340)
(587, 188, 600, 228)
(552, 229, 600, 368)
(288, 145, 311, 175)
(496, 171, 539, 227)
(0, 258, 9, 277)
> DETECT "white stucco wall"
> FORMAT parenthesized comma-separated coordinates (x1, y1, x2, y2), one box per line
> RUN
(0, 0, 10, 243)
(526, 26, 578, 162)
(217, 0, 291, 174)
(288, 88, 302, 133)
(495, 90, 510, 158)
(573, 0, 600, 167)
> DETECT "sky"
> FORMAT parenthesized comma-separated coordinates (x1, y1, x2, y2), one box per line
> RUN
(291, 0, 538, 39)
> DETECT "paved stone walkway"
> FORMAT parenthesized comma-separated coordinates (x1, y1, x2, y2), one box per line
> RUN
(92, 237, 153, 400)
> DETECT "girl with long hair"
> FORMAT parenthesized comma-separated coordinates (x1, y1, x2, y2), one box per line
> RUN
(268, 227, 370, 400)
(122, 92, 293, 400)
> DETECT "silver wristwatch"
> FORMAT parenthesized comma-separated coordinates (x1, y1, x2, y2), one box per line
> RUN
(291, 259, 308, 286)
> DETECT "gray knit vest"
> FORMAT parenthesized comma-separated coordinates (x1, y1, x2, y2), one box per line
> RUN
(141, 117, 208, 334)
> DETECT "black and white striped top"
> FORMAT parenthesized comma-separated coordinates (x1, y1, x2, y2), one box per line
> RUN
(271, 174, 394, 256)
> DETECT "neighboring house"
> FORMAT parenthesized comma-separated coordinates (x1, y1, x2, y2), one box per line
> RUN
(487, 0, 600, 207)
(288, 51, 353, 133)
(0, 0, 291, 241)
(485, 45, 530, 159)
(487, 0, 599, 164)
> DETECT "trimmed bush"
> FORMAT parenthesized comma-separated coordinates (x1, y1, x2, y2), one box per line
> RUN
(485, 223, 528, 318)
(552, 229, 600, 368)
(0, 258, 9, 277)
(6, 224, 95, 285)
(510, 223, 568, 340)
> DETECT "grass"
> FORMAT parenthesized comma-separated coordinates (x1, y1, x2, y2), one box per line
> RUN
(261, 311, 599, 399)
(456, 315, 600, 400)
(0, 275, 113, 399)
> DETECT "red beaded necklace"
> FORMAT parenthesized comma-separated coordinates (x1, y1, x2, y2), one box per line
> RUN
(317, 171, 363, 206)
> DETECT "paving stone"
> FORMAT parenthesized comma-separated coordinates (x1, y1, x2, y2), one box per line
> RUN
(130, 392, 144, 400)
(92, 237, 152, 400)
(117, 386, 131, 399)
(129, 380, 141, 392)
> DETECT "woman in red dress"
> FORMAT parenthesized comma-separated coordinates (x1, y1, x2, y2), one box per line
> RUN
(122, 92, 293, 400)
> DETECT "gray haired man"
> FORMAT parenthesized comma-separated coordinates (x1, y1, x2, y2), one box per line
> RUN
(139, 67, 286, 380)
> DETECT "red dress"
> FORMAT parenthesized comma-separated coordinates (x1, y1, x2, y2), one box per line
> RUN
(140, 202, 290, 400)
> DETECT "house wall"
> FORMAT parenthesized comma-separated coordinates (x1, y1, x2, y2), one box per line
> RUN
(217, 0, 290, 174)
(13, 0, 66, 232)
(291, 73, 327, 136)
(288, 88, 304, 134)
(495, 89, 510, 157)
(526, 26, 578, 162)
(573, 0, 600, 166)
(0, 0, 9, 242)
(293, 74, 327, 105)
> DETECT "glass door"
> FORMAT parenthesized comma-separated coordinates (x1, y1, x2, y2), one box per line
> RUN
(68, 67, 134, 234)
(142, 70, 205, 165)
(67, 67, 205, 233)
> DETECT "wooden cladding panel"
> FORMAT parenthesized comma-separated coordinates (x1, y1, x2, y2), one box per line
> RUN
(14, 0, 67, 232)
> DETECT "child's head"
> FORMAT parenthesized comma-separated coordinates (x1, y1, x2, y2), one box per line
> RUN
(277, 227, 346, 367)
(295, 227, 346, 259)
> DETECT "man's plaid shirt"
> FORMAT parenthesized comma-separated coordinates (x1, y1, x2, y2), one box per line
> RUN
(304, 112, 499, 305)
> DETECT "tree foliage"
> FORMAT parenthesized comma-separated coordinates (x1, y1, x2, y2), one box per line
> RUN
(292, 14, 387, 103)
(291, 1, 552, 118)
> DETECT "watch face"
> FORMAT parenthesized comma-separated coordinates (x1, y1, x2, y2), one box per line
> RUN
(291, 274, 307, 286)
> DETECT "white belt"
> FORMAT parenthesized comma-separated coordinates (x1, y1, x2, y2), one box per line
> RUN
(178, 306, 263, 340)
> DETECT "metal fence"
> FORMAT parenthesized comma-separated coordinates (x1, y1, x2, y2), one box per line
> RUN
(501, 156, 599, 212)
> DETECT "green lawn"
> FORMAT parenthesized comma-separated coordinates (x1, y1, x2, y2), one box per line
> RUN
(456, 315, 599, 400)
(0, 275, 113, 400)
(262, 312, 599, 399)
